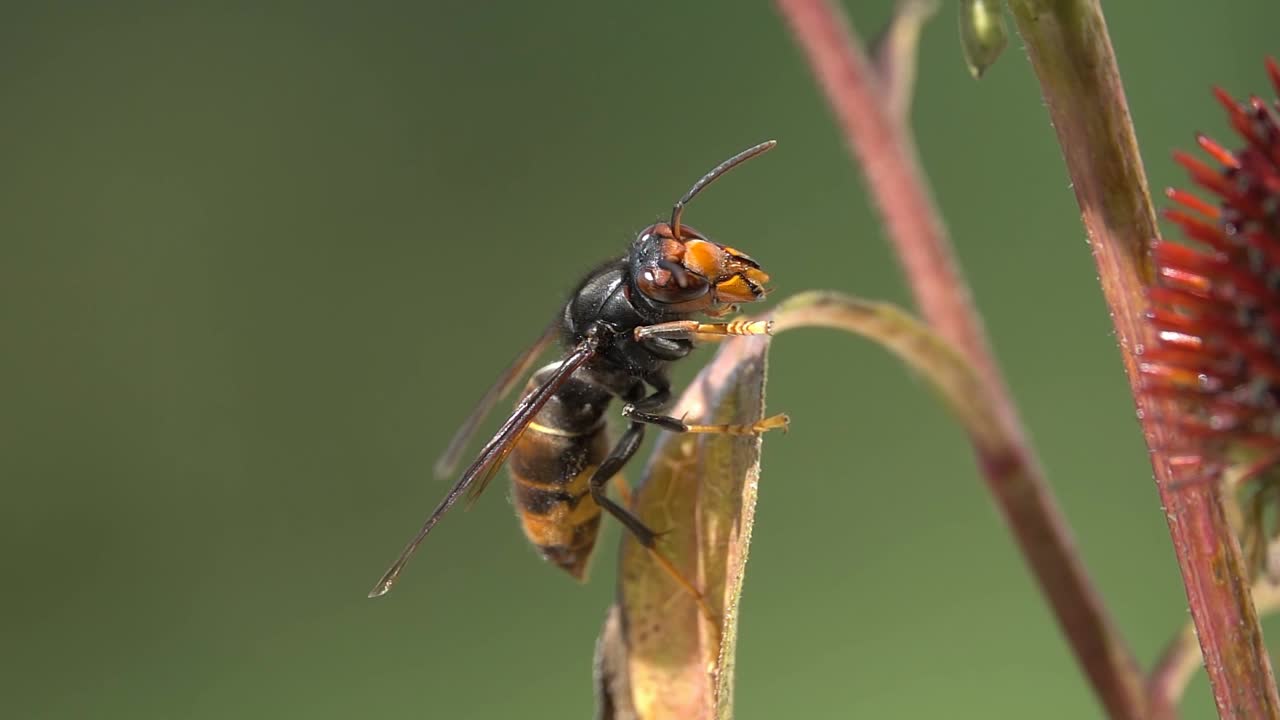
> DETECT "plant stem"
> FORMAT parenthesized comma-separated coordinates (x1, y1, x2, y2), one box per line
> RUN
(774, 1, 1145, 717)
(1006, 1, 1280, 717)
(1149, 580, 1280, 718)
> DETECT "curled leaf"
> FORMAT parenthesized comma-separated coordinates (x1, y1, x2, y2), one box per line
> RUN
(597, 291, 1007, 718)
(609, 333, 773, 720)
(772, 291, 1000, 454)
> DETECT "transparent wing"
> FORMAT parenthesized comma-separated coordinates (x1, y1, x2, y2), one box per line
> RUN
(368, 337, 598, 598)
(433, 321, 560, 478)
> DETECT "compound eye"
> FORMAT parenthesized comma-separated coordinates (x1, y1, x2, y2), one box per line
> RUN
(636, 260, 710, 304)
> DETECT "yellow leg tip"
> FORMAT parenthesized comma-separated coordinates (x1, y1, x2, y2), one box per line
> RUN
(755, 413, 790, 434)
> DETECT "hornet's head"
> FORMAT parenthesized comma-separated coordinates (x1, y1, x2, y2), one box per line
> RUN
(629, 222, 769, 316)
(627, 140, 775, 317)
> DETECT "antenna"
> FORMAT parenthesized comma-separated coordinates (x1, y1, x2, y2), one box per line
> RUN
(670, 140, 776, 241)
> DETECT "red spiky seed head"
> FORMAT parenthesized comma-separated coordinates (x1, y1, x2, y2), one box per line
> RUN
(1141, 59, 1280, 492)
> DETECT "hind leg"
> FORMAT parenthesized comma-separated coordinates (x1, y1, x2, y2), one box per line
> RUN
(587, 421, 716, 625)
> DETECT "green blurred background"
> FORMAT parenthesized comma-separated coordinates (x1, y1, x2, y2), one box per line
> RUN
(3, 2, 1278, 718)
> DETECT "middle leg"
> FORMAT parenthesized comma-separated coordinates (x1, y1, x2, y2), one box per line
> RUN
(624, 373, 788, 435)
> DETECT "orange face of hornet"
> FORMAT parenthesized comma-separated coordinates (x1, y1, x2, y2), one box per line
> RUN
(631, 222, 769, 315)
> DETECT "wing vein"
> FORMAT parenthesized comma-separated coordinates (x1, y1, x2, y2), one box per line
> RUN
(433, 320, 560, 478)
(368, 335, 599, 598)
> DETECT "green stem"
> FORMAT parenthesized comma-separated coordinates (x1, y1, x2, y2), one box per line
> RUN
(1006, 1, 1279, 717)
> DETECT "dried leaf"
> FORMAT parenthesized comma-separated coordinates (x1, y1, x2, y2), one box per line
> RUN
(599, 333, 772, 720)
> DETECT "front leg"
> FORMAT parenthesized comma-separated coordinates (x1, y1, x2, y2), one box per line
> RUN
(634, 318, 773, 344)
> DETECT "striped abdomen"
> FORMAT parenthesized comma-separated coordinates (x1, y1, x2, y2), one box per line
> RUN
(508, 365, 612, 580)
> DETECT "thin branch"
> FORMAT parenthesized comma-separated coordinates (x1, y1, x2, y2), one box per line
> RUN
(869, 0, 940, 120)
(773, 1, 1145, 717)
(1005, 1, 1280, 717)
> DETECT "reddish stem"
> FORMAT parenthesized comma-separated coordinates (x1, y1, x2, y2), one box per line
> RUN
(774, 1, 1146, 717)
(1006, 1, 1280, 717)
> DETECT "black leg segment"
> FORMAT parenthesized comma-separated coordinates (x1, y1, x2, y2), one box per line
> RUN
(587, 421, 660, 547)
